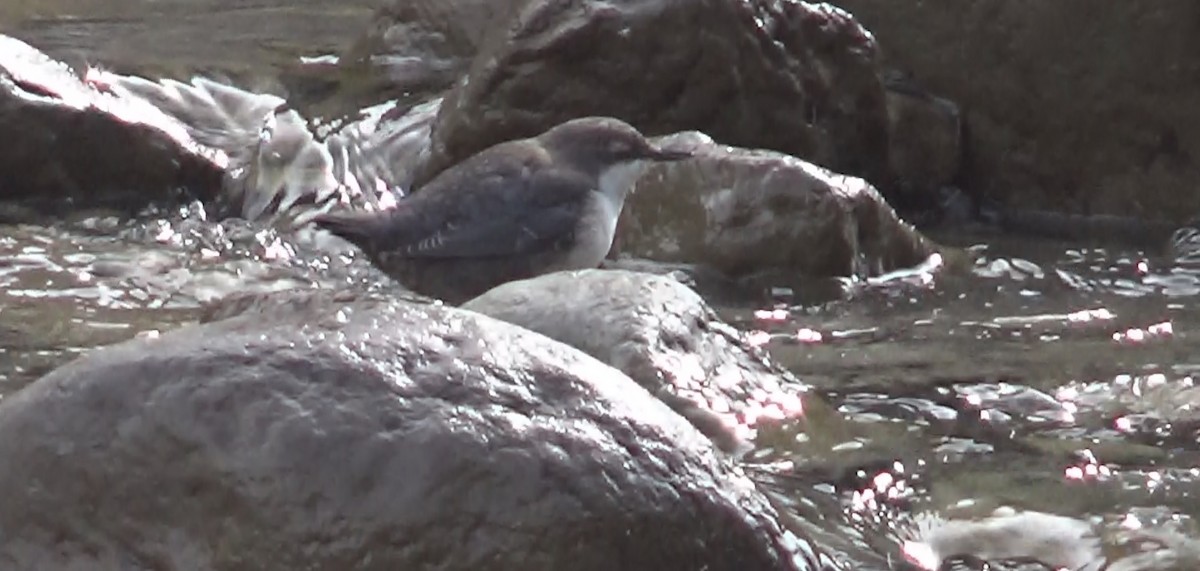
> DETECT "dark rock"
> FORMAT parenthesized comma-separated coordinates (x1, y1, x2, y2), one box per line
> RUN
(832, 0, 1200, 222)
(415, 0, 890, 191)
(881, 70, 963, 214)
(0, 289, 819, 571)
(622, 131, 949, 278)
(0, 34, 224, 215)
(462, 269, 811, 457)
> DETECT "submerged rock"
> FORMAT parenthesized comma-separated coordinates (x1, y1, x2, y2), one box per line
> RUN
(624, 131, 945, 278)
(0, 34, 224, 214)
(0, 289, 820, 571)
(463, 269, 810, 456)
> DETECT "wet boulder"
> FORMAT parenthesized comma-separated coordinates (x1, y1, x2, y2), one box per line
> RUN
(416, 0, 890, 189)
(0, 34, 224, 214)
(0, 289, 818, 571)
(622, 131, 947, 279)
(463, 269, 810, 457)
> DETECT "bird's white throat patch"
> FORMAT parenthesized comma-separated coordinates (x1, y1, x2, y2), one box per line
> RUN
(561, 162, 647, 272)
(597, 161, 649, 200)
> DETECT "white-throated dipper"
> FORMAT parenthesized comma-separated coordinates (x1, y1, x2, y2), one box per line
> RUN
(313, 116, 691, 303)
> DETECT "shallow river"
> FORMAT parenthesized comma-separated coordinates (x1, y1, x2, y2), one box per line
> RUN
(4, 2, 1200, 569)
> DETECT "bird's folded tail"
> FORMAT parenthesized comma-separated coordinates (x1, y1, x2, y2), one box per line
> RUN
(313, 211, 379, 251)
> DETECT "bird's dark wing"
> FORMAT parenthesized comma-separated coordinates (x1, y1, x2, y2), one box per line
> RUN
(394, 166, 594, 259)
(315, 163, 595, 260)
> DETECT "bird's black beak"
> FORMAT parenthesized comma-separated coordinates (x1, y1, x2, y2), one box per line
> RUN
(646, 147, 693, 162)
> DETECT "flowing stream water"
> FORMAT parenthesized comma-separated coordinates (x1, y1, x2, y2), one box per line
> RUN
(4, 3, 1200, 569)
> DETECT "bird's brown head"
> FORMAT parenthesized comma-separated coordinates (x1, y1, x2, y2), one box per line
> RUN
(537, 117, 691, 177)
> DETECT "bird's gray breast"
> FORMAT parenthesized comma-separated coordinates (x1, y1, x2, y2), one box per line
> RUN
(562, 161, 647, 266)
(561, 162, 647, 267)
(557, 188, 624, 271)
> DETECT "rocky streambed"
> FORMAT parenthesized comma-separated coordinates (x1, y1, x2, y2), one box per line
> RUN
(2, 1, 1200, 570)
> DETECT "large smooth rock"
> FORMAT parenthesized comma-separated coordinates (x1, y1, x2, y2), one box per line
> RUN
(831, 0, 1200, 221)
(623, 131, 947, 278)
(415, 0, 890, 190)
(0, 289, 819, 571)
(0, 34, 225, 214)
(463, 269, 810, 456)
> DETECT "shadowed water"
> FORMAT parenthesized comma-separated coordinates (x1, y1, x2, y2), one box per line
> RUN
(0, 0, 378, 77)
(4, 2, 1200, 570)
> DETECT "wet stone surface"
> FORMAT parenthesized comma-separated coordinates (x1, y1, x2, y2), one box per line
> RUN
(0, 287, 816, 571)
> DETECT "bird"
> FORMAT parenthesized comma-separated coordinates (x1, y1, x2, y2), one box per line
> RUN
(313, 116, 692, 304)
